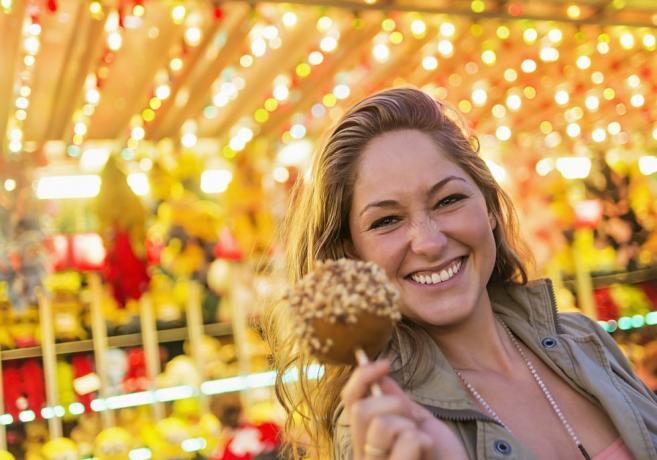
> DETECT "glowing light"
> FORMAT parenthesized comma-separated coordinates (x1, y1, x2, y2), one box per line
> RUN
(254, 108, 269, 123)
(9, 140, 22, 152)
(592, 128, 607, 143)
(422, 55, 438, 71)
(333, 84, 350, 100)
(296, 63, 311, 77)
(251, 38, 267, 57)
(19, 86, 31, 97)
(567, 4, 581, 19)
(86, 88, 100, 104)
(24, 55, 35, 66)
(273, 167, 290, 183)
(290, 124, 306, 139)
(19, 411, 36, 423)
(607, 122, 621, 135)
(320, 36, 337, 53)
(481, 50, 496, 65)
(36, 175, 102, 199)
(4, 179, 16, 192)
(545, 132, 562, 148)
(171, 5, 186, 24)
(372, 43, 390, 62)
(496, 26, 510, 39)
(639, 156, 657, 175)
(620, 32, 634, 49)
(548, 28, 563, 43)
(201, 169, 233, 194)
(471, 0, 485, 13)
(74, 122, 88, 136)
(282, 12, 297, 28)
(555, 157, 591, 179)
(264, 98, 278, 112)
(24, 36, 40, 55)
(566, 123, 581, 138)
(597, 41, 610, 54)
(523, 28, 538, 44)
(495, 126, 512, 141)
(184, 26, 202, 46)
(317, 16, 333, 32)
(630, 94, 645, 107)
(322, 93, 337, 107)
(15, 110, 26, 121)
(492, 104, 506, 118)
(149, 97, 161, 110)
(389, 31, 404, 44)
(308, 51, 324, 65)
(89, 1, 102, 16)
(181, 132, 198, 148)
(458, 99, 472, 113)
(555, 89, 569, 105)
(536, 158, 554, 176)
(15, 97, 29, 109)
(273, 85, 289, 101)
(131, 126, 145, 141)
(540, 47, 559, 62)
(410, 19, 426, 37)
(381, 18, 396, 32)
(240, 54, 254, 67)
(107, 32, 122, 51)
(504, 68, 517, 82)
(643, 33, 656, 49)
(592, 72, 605, 84)
(506, 93, 522, 111)
(585, 95, 600, 111)
(521, 59, 536, 73)
(471, 87, 487, 107)
(437, 40, 454, 57)
(155, 84, 171, 100)
(576, 55, 591, 69)
(627, 74, 640, 88)
(127, 173, 150, 196)
(441, 22, 455, 37)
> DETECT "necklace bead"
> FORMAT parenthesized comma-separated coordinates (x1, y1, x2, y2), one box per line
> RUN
(454, 320, 591, 460)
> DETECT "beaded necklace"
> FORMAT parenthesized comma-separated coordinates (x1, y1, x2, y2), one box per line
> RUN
(454, 321, 591, 460)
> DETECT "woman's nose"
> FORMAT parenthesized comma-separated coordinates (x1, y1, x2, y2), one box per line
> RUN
(408, 216, 447, 257)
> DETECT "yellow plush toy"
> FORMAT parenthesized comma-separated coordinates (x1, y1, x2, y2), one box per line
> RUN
(0, 451, 15, 460)
(94, 426, 133, 460)
(149, 417, 194, 460)
(41, 438, 78, 460)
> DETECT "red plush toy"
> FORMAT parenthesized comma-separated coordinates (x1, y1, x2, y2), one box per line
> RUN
(103, 229, 150, 308)
(72, 354, 96, 412)
(123, 348, 149, 393)
(219, 422, 280, 460)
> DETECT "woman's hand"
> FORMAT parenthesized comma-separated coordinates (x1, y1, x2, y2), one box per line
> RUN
(341, 360, 468, 460)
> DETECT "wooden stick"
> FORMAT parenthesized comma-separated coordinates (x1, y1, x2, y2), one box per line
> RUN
(38, 290, 63, 438)
(88, 273, 115, 428)
(139, 294, 164, 421)
(0, 347, 6, 450)
(185, 280, 209, 413)
(354, 348, 382, 397)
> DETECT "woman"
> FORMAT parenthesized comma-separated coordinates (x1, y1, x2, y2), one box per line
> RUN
(266, 88, 657, 459)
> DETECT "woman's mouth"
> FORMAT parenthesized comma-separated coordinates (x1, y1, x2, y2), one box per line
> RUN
(406, 257, 466, 286)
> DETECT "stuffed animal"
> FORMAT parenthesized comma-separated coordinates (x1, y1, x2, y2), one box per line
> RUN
(72, 354, 96, 411)
(123, 348, 149, 393)
(70, 413, 102, 457)
(41, 437, 78, 460)
(149, 417, 194, 460)
(56, 359, 76, 421)
(23, 421, 49, 460)
(94, 426, 133, 460)
(0, 450, 15, 460)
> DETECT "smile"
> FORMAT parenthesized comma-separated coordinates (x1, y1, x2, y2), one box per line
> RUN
(408, 258, 464, 285)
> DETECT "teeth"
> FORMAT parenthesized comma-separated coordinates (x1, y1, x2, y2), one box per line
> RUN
(411, 258, 462, 285)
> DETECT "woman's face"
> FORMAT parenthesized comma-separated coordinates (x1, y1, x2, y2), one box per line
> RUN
(347, 129, 497, 328)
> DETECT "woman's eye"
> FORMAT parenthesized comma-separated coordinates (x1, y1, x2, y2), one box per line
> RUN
(369, 215, 399, 229)
(436, 194, 466, 208)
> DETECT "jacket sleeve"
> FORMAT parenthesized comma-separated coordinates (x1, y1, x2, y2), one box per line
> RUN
(560, 312, 657, 405)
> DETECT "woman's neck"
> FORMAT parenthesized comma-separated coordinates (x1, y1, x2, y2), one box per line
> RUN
(425, 305, 519, 376)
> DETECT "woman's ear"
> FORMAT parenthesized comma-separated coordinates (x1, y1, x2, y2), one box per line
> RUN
(488, 211, 497, 231)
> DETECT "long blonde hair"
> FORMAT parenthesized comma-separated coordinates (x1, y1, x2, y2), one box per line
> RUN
(265, 88, 529, 458)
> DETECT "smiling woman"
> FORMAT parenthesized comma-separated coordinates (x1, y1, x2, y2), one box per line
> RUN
(265, 88, 657, 460)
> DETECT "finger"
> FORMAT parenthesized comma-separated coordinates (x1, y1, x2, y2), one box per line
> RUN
(387, 429, 425, 460)
(341, 360, 390, 407)
(364, 415, 415, 456)
(349, 396, 412, 455)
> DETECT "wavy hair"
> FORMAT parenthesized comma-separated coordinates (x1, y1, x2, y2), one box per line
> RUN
(264, 87, 529, 458)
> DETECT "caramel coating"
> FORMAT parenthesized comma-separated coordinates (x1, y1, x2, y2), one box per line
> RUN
(286, 258, 401, 365)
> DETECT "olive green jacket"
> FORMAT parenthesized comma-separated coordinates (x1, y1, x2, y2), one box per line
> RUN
(334, 279, 657, 459)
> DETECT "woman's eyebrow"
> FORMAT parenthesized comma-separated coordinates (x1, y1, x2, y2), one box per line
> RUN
(359, 176, 466, 217)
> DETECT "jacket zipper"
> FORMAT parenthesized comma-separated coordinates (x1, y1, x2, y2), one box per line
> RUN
(544, 278, 564, 334)
(423, 404, 505, 428)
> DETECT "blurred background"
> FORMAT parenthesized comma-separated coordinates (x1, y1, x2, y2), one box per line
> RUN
(1, 0, 657, 458)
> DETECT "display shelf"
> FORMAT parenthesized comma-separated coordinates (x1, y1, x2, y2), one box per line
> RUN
(562, 265, 657, 291)
(0, 322, 232, 361)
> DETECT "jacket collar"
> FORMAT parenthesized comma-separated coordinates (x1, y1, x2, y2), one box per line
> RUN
(389, 279, 560, 412)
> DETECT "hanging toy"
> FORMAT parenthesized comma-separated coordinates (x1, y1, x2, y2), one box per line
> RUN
(94, 426, 133, 460)
(96, 155, 150, 307)
(41, 438, 78, 460)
